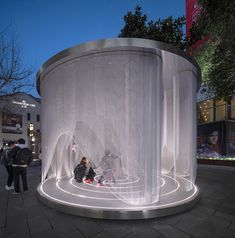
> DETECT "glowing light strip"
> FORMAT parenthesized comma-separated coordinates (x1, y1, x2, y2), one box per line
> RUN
(105, 176, 140, 185)
(71, 176, 165, 192)
(161, 177, 166, 187)
(85, 175, 164, 189)
(91, 174, 141, 186)
(74, 176, 167, 205)
(94, 174, 129, 182)
(70, 178, 112, 193)
(39, 182, 198, 210)
(56, 179, 119, 200)
(56, 175, 174, 199)
(59, 177, 161, 205)
(70, 178, 144, 194)
(160, 175, 180, 197)
(70, 177, 160, 205)
(109, 176, 177, 205)
(82, 177, 143, 189)
(39, 174, 198, 210)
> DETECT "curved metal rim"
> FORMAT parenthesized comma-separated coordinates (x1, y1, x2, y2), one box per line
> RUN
(37, 183, 200, 220)
(36, 38, 201, 95)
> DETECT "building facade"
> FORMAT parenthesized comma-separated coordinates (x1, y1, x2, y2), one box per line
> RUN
(197, 92, 235, 160)
(186, 0, 235, 162)
(0, 93, 41, 158)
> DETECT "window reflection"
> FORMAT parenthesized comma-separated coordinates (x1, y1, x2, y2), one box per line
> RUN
(215, 99, 226, 121)
(197, 98, 228, 124)
(198, 99, 214, 123)
(231, 98, 235, 119)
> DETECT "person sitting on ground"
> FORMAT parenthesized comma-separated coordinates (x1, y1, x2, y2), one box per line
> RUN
(74, 157, 96, 183)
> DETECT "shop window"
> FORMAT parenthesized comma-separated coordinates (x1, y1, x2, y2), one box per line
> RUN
(215, 99, 226, 121)
(197, 99, 214, 123)
(231, 98, 235, 119)
(37, 114, 40, 122)
(27, 113, 31, 121)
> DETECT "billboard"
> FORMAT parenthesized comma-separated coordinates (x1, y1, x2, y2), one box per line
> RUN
(2, 112, 23, 134)
(226, 122, 235, 157)
(197, 122, 224, 158)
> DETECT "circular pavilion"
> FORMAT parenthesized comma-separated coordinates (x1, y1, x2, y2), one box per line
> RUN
(36, 38, 200, 219)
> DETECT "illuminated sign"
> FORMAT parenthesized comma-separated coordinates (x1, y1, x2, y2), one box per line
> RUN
(12, 100, 36, 108)
(29, 123, 34, 131)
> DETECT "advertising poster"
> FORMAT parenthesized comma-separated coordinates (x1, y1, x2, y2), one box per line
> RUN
(197, 123, 223, 158)
(2, 112, 23, 134)
(226, 122, 235, 157)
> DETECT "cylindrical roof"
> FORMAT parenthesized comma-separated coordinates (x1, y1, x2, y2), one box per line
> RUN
(36, 38, 201, 95)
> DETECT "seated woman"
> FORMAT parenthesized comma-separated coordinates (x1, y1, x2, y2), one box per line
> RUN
(74, 157, 96, 183)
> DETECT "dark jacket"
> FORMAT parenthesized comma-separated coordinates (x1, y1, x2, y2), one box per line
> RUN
(8, 146, 20, 163)
(8, 145, 29, 167)
(0, 148, 13, 165)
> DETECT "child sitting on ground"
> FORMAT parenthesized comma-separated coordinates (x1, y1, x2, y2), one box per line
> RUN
(74, 157, 96, 183)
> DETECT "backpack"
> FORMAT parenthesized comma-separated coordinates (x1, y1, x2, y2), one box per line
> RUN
(0, 148, 12, 165)
(74, 164, 86, 183)
(15, 147, 33, 166)
(0, 150, 5, 165)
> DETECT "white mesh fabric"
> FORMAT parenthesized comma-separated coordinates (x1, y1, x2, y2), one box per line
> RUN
(40, 45, 199, 205)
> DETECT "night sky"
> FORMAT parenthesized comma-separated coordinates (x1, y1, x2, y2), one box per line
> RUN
(0, 0, 185, 97)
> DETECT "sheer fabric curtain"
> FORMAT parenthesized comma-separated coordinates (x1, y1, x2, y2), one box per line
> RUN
(40, 44, 199, 205)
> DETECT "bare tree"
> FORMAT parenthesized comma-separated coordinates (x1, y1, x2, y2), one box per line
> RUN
(0, 28, 33, 97)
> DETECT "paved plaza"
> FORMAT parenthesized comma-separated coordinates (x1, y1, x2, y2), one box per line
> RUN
(0, 163, 234, 238)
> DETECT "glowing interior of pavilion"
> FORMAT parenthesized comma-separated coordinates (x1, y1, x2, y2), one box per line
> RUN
(37, 38, 200, 219)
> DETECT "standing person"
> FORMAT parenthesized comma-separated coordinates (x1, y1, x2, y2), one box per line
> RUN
(0, 141, 15, 190)
(9, 138, 33, 194)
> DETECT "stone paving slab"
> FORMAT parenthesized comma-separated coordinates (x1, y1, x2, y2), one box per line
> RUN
(0, 163, 234, 238)
(148, 220, 191, 238)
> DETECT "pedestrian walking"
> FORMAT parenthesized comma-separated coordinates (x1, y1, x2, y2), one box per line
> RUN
(8, 138, 33, 194)
(0, 141, 15, 190)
